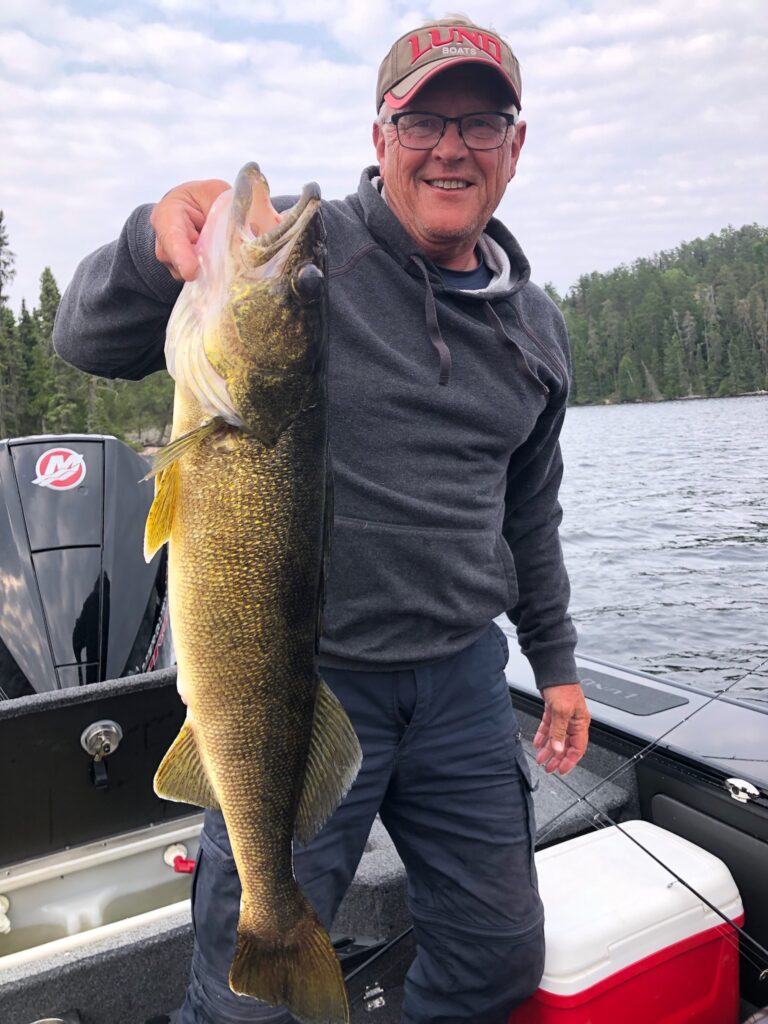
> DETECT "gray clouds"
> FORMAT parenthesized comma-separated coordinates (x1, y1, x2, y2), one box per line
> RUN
(1, 0, 766, 311)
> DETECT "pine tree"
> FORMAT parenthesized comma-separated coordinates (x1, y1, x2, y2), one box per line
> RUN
(33, 267, 90, 432)
(0, 211, 15, 307)
(0, 210, 19, 437)
(0, 306, 21, 437)
(18, 300, 51, 434)
(617, 352, 641, 401)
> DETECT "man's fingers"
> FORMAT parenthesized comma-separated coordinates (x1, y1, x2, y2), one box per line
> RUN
(548, 707, 571, 753)
(155, 226, 199, 282)
(150, 178, 231, 281)
(534, 683, 591, 776)
(532, 706, 550, 749)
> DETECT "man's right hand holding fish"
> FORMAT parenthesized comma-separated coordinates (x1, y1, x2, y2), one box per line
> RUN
(152, 178, 231, 283)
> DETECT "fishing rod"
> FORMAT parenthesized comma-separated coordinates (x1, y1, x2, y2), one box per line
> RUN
(534, 651, 768, 848)
(527, 651, 768, 984)
(525, 748, 768, 983)
(344, 656, 768, 1002)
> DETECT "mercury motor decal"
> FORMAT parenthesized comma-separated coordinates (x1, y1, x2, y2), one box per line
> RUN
(32, 447, 87, 490)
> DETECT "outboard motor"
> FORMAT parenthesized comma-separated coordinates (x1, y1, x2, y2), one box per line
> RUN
(0, 435, 173, 699)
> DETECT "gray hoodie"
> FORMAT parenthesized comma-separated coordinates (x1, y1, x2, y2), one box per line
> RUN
(54, 166, 578, 687)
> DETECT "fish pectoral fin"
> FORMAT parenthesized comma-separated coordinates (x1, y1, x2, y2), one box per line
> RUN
(230, 895, 349, 1023)
(295, 678, 362, 846)
(153, 718, 220, 810)
(142, 416, 227, 480)
(144, 462, 180, 561)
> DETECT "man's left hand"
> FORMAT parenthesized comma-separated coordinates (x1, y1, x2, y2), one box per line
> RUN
(533, 683, 590, 775)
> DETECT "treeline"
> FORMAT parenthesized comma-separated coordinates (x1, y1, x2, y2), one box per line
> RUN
(2, 214, 767, 440)
(549, 224, 768, 404)
(0, 211, 173, 446)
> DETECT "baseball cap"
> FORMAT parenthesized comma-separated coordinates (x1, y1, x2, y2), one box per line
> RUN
(376, 17, 521, 113)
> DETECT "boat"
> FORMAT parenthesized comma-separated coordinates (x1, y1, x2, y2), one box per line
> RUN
(0, 435, 766, 1023)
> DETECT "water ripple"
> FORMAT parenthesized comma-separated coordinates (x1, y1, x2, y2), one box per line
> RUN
(559, 395, 768, 705)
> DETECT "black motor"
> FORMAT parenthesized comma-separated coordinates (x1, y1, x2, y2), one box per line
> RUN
(0, 434, 173, 698)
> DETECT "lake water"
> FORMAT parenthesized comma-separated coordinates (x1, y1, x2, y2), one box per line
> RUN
(558, 395, 768, 705)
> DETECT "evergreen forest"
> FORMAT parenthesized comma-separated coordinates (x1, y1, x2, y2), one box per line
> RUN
(0, 213, 766, 445)
(549, 224, 768, 404)
(0, 211, 173, 446)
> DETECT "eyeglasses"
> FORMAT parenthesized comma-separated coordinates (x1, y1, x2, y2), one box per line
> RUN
(383, 111, 517, 151)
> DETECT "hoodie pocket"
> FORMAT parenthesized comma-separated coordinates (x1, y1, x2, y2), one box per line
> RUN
(322, 516, 519, 662)
(495, 534, 519, 609)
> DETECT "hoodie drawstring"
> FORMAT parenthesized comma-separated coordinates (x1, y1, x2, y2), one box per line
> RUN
(412, 256, 452, 386)
(484, 301, 550, 394)
(483, 301, 513, 345)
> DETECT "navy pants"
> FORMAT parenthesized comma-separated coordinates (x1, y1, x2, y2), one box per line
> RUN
(179, 624, 545, 1024)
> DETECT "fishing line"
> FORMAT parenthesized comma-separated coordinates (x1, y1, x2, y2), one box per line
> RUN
(558, 809, 767, 981)
(527, 750, 768, 981)
(529, 654, 768, 978)
(344, 659, 768, 995)
(343, 926, 413, 985)
(551, 790, 768, 982)
(698, 755, 768, 763)
(534, 651, 768, 847)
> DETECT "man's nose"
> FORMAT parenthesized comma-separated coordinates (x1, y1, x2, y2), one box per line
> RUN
(432, 120, 468, 158)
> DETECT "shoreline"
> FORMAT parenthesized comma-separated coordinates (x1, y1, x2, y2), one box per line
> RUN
(571, 390, 767, 409)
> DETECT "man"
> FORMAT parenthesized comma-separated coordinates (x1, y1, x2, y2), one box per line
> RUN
(54, 16, 590, 1024)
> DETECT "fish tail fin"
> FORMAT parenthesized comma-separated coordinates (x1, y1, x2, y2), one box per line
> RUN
(230, 898, 349, 1024)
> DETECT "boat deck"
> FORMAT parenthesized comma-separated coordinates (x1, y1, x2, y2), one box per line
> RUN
(1, 647, 765, 1023)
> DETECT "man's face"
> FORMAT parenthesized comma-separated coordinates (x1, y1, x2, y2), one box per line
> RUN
(373, 66, 526, 265)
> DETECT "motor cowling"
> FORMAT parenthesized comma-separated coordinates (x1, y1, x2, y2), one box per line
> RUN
(0, 435, 173, 698)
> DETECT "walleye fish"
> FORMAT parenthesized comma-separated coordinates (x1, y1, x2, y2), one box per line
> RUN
(144, 162, 361, 1024)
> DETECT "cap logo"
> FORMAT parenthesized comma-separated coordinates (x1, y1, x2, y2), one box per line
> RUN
(409, 28, 502, 66)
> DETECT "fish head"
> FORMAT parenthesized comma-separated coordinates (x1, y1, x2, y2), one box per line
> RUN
(209, 163, 327, 444)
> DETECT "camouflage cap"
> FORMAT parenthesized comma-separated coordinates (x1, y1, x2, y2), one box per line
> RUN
(376, 17, 521, 113)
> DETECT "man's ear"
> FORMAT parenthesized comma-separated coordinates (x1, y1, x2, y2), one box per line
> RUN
(373, 121, 386, 166)
(508, 120, 527, 182)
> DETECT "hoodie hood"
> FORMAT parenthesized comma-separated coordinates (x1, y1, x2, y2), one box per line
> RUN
(354, 166, 533, 385)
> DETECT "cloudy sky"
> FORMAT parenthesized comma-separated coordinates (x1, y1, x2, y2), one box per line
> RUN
(1, 0, 767, 314)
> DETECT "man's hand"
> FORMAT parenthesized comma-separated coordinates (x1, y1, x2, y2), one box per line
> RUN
(533, 683, 590, 775)
(150, 179, 231, 282)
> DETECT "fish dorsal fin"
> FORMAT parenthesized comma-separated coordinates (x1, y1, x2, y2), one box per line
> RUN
(295, 679, 362, 846)
(154, 717, 220, 810)
(144, 461, 180, 561)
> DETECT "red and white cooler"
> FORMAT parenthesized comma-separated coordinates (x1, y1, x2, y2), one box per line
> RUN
(509, 820, 743, 1024)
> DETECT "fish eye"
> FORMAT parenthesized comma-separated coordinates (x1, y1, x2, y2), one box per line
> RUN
(291, 263, 324, 304)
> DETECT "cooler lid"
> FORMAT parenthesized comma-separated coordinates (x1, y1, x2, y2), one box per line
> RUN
(535, 820, 743, 995)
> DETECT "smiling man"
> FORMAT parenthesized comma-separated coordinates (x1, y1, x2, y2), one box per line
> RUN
(373, 65, 525, 269)
(54, 15, 590, 1024)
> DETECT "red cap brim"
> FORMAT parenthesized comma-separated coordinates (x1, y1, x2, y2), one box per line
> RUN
(383, 58, 520, 112)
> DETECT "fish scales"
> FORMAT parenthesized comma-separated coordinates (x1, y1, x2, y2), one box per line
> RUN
(170, 410, 321, 900)
(144, 162, 361, 1024)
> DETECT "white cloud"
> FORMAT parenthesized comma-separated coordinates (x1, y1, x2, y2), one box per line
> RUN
(1, 0, 767, 312)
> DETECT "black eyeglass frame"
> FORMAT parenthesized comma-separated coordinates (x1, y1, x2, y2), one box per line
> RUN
(383, 110, 519, 151)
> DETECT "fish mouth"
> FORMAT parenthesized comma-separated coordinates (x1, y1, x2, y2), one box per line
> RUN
(239, 177, 322, 278)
